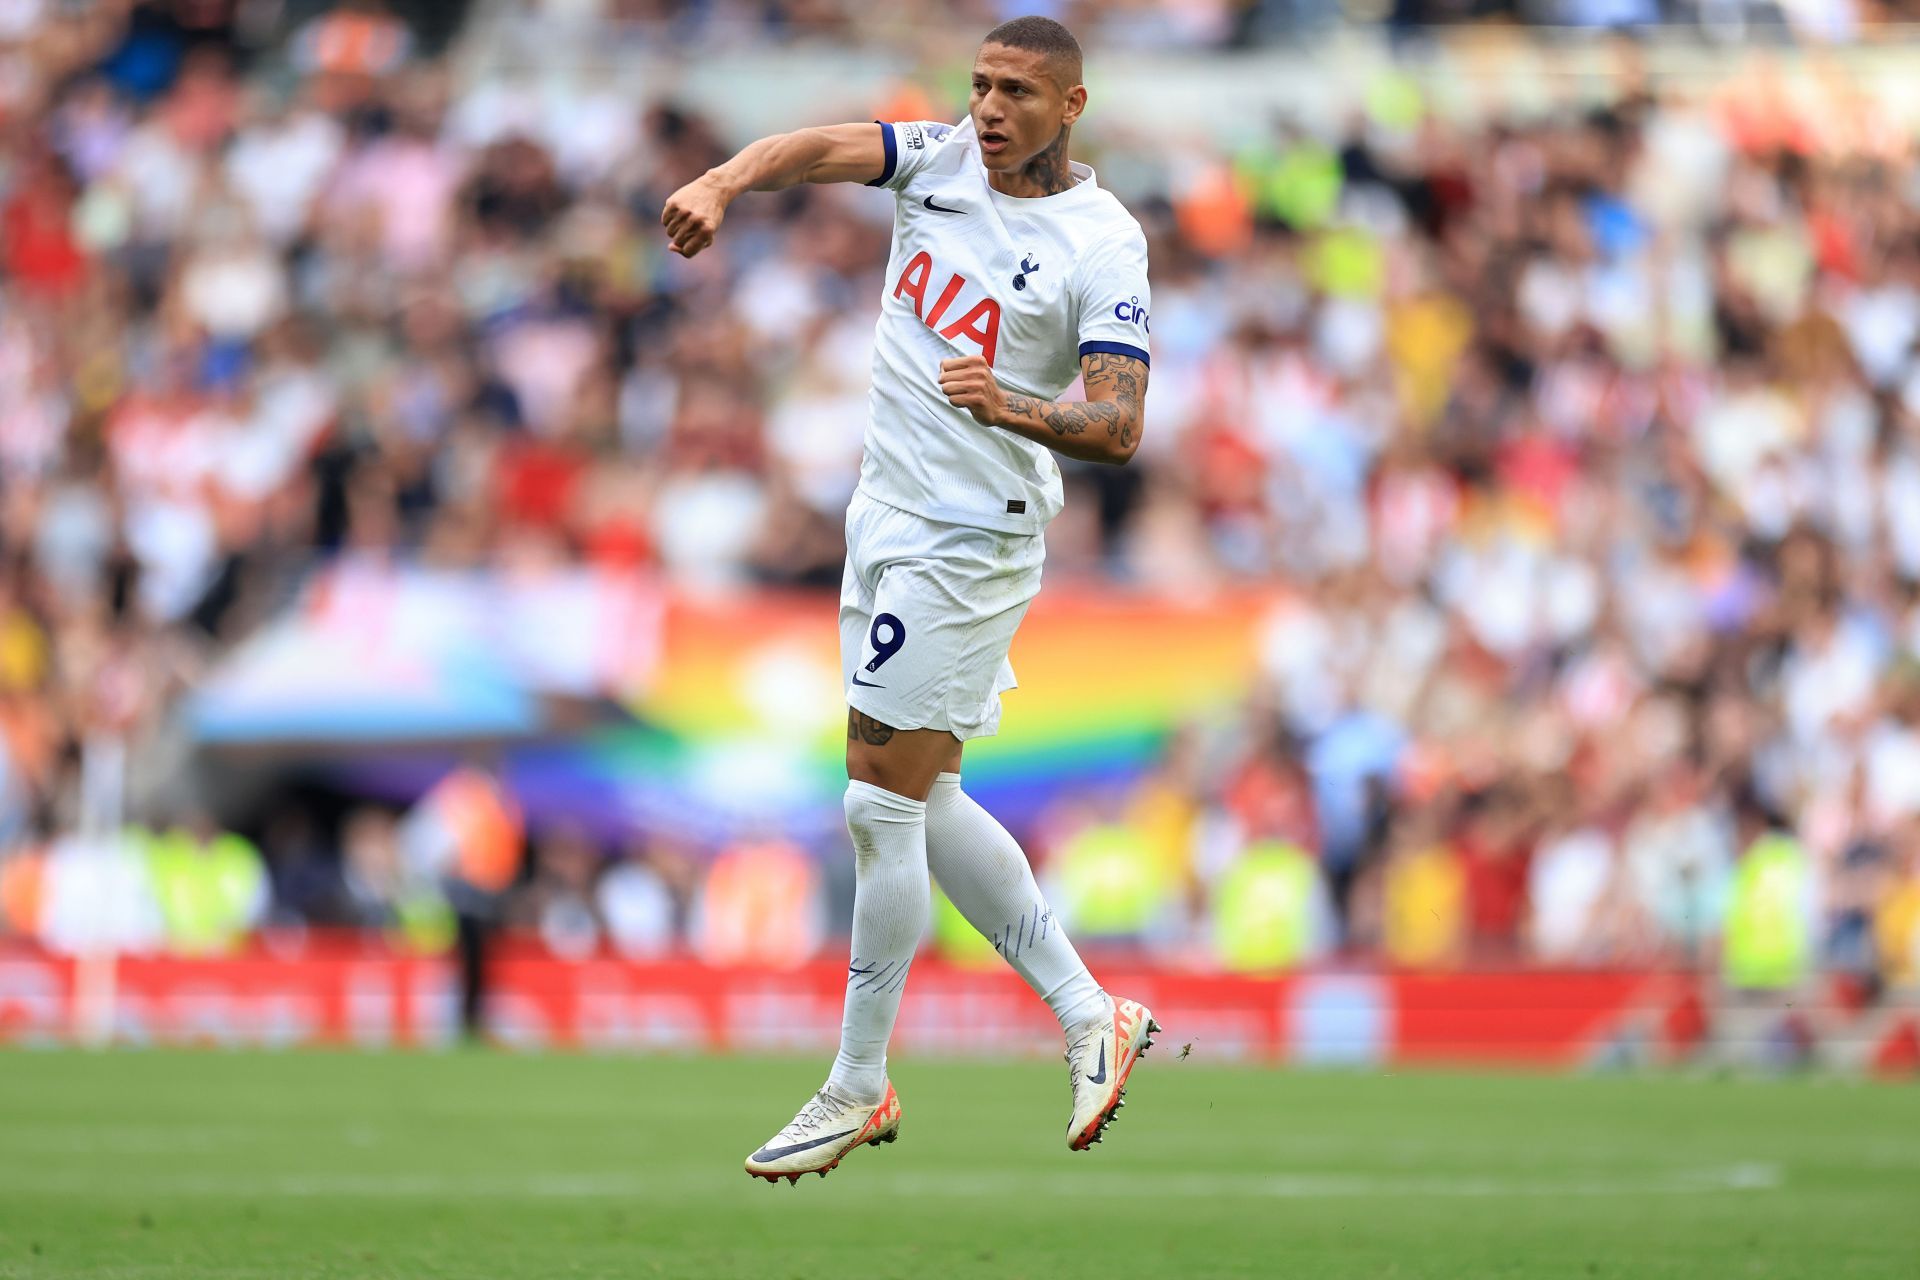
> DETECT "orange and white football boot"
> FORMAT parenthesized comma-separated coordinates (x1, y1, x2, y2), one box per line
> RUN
(743, 1081, 902, 1184)
(1064, 995, 1158, 1151)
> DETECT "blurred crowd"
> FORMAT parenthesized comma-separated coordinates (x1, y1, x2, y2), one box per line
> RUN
(517, 0, 1920, 48)
(1, 1, 1920, 994)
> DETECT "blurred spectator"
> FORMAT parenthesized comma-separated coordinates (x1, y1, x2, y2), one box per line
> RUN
(339, 804, 453, 948)
(1525, 777, 1608, 962)
(292, 0, 415, 112)
(399, 762, 523, 1036)
(1047, 813, 1172, 944)
(1722, 802, 1815, 992)
(691, 837, 824, 968)
(1623, 764, 1733, 964)
(1875, 818, 1920, 986)
(36, 828, 166, 956)
(597, 837, 679, 959)
(143, 811, 266, 954)
(1379, 810, 1465, 968)
(1211, 838, 1330, 971)
(517, 820, 602, 961)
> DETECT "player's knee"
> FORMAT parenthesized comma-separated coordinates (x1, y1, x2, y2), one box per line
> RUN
(843, 779, 925, 825)
(843, 780, 927, 869)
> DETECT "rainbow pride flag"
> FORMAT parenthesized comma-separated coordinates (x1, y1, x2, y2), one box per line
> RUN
(331, 586, 1292, 848)
(619, 587, 1287, 838)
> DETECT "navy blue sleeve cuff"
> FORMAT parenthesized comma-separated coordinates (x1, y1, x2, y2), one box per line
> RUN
(866, 121, 897, 188)
(1079, 340, 1150, 368)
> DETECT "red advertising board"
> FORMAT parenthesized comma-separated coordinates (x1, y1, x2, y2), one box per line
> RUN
(0, 939, 1714, 1067)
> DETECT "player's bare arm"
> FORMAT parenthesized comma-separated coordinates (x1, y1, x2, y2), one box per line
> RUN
(660, 123, 884, 258)
(938, 349, 1147, 465)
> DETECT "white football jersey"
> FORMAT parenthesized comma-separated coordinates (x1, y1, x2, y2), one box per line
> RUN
(858, 116, 1152, 534)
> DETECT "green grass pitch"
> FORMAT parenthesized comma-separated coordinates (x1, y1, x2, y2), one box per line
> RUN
(0, 1049, 1915, 1279)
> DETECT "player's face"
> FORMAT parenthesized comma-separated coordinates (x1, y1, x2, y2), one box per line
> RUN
(970, 44, 1085, 173)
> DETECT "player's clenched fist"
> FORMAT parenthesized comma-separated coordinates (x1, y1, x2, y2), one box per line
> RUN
(660, 175, 729, 258)
(938, 355, 1007, 426)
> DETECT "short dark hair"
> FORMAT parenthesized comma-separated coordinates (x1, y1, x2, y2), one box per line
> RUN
(982, 15, 1083, 90)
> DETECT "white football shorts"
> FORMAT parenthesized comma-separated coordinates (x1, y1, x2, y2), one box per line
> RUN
(840, 488, 1045, 741)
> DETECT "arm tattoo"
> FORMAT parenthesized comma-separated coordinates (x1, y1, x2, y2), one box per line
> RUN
(1039, 401, 1116, 438)
(847, 709, 896, 746)
(1078, 352, 1147, 451)
(997, 352, 1147, 458)
(1002, 392, 1040, 421)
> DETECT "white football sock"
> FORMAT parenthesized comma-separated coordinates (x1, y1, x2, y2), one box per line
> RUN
(825, 780, 930, 1104)
(925, 772, 1107, 1031)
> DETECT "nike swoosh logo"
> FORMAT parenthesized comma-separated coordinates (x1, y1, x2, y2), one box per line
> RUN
(922, 196, 965, 214)
(851, 674, 885, 688)
(1087, 1041, 1107, 1085)
(751, 1128, 859, 1162)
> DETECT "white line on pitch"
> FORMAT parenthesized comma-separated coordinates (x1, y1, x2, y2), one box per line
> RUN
(0, 1164, 1782, 1199)
(881, 1164, 1785, 1198)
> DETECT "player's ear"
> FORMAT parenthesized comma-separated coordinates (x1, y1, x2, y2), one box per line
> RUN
(1061, 83, 1086, 128)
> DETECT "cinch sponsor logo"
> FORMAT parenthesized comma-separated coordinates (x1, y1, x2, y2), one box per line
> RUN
(893, 250, 1001, 365)
(1112, 296, 1149, 332)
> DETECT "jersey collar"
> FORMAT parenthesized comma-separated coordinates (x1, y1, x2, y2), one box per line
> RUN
(954, 115, 1098, 203)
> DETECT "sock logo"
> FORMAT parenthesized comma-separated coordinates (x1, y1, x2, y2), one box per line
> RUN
(848, 957, 912, 994)
(992, 903, 1052, 959)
